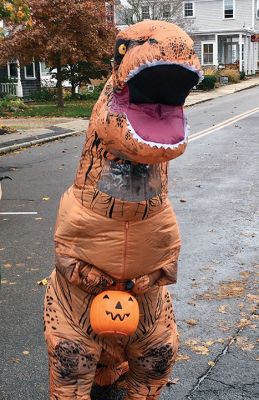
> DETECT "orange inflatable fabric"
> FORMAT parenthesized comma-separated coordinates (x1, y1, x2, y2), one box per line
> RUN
(44, 20, 202, 400)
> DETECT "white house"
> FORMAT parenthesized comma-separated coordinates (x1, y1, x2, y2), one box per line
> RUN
(116, 0, 259, 75)
(185, 0, 259, 74)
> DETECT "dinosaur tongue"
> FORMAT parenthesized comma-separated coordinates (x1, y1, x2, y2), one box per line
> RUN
(126, 103, 185, 145)
(112, 87, 185, 145)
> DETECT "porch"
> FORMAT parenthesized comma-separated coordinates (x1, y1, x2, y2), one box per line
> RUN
(0, 82, 20, 97)
(217, 33, 258, 75)
(194, 32, 258, 75)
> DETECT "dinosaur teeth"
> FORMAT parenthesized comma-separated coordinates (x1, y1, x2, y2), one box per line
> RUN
(126, 60, 203, 83)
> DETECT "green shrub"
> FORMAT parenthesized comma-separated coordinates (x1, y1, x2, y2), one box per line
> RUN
(239, 71, 246, 81)
(29, 87, 57, 102)
(0, 96, 28, 114)
(77, 82, 106, 101)
(197, 75, 217, 91)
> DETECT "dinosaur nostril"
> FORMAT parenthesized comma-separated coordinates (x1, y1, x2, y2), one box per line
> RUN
(115, 301, 122, 309)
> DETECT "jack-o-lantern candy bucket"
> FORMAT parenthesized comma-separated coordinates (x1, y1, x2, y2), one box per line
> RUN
(90, 290, 140, 336)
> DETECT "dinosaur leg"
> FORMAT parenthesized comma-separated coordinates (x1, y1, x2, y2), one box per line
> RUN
(94, 335, 129, 386)
(44, 270, 102, 399)
(123, 287, 179, 400)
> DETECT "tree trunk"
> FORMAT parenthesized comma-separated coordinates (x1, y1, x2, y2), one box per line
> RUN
(71, 82, 76, 97)
(56, 61, 64, 108)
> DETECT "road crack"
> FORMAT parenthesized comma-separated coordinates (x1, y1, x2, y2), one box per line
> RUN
(186, 309, 257, 399)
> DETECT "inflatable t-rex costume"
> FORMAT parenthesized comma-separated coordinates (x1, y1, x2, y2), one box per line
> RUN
(44, 20, 202, 400)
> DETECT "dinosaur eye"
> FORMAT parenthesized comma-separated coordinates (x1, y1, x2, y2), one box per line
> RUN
(118, 43, 127, 56)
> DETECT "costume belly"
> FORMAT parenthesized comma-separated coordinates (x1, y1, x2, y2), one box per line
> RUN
(55, 187, 180, 281)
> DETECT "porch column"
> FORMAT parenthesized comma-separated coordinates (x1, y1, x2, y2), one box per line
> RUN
(249, 36, 254, 75)
(244, 36, 248, 75)
(252, 42, 256, 74)
(239, 33, 243, 72)
(256, 43, 259, 72)
(16, 61, 23, 98)
(215, 34, 219, 67)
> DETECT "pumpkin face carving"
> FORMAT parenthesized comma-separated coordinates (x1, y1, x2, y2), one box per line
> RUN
(90, 290, 140, 336)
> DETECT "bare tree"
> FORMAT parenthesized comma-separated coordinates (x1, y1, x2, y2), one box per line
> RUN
(116, 0, 191, 30)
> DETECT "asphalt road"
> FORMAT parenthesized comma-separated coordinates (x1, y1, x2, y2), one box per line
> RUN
(0, 86, 258, 400)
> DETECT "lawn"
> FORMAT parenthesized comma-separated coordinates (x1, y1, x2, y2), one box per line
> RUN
(1, 100, 96, 118)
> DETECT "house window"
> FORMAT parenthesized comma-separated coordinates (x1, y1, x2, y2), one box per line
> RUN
(184, 2, 194, 17)
(202, 43, 214, 65)
(224, 0, 234, 19)
(141, 5, 150, 19)
(24, 62, 36, 79)
(40, 62, 51, 76)
(162, 4, 171, 19)
(8, 62, 18, 78)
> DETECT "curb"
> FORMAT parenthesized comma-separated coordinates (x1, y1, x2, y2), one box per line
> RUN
(0, 130, 84, 155)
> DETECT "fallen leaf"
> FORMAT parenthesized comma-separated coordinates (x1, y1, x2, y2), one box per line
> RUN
(208, 361, 215, 367)
(37, 278, 48, 286)
(237, 318, 251, 328)
(186, 319, 198, 326)
(22, 351, 29, 355)
(216, 338, 225, 343)
(204, 341, 214, 347)
(219, 281, 245, 298)
(167, 378, 180, 385)
(240, 231, 256, 237)
(240, 343, 255, 351)
(191, 345, 209, 355)
(247, 294, 259, 303)
(175, 353, 190, 362)
(3, 263, 12, 268)
(0, 247, 6, 251)
(42, 196, 50, 201)
(187, 300, 196, 306)
(185, 339, 198, 346)
(239, 271, 250, 278)
(10, 357, 20, 364)
(218, 305, 228, 314)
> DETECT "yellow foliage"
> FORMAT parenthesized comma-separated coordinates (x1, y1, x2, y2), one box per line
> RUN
(203, 67, 217, 76)
(220, 69, 240, 83)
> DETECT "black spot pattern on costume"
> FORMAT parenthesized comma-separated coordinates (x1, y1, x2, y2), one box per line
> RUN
(145, 344, 174, 376)
(54, 340, 96, 379)
(116, 113, 125, 128)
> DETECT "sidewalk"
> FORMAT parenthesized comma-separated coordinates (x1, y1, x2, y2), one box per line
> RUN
(1, 76, 259, 155)
(0, 117, 88, 155)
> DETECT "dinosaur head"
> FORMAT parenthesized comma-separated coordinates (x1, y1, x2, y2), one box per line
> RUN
(96, 20, 202, 164)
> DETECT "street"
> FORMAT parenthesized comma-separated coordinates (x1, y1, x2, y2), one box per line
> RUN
(0, 86, 258, 400)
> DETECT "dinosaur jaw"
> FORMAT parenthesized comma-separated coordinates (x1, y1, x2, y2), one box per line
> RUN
(112, 63, 199, 149)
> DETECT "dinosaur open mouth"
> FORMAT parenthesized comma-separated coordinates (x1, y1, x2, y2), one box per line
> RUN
(111, 63, 200, 148)
(106, 311, 130, 321)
